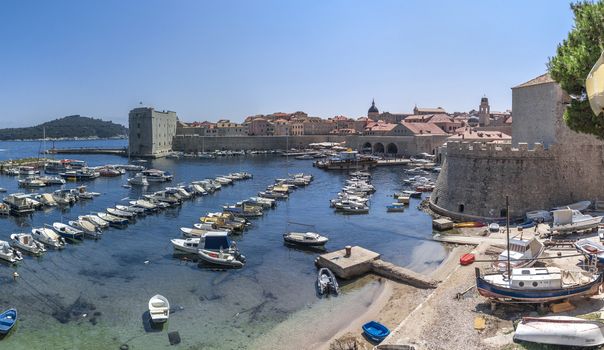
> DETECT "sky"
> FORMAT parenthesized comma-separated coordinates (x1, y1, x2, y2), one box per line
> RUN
(0, 0, 576, 127)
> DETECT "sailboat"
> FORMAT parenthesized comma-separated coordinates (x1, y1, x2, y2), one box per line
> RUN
(476, 197, 603, 303)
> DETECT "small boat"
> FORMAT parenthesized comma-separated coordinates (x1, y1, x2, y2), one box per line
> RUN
(454, 221, 485, 228)
(31, 227, 65, 249)
(18, 177, 46, 188)
(317, 268, 339, 295)
(142, 169, 172, 182)
(39, 175, 66, 185)
(553, 200, 592, 212)
(549, 208, 602, 235)
(0, 309, 17, 335)
(3, 193, 35, 215)
(171, 238, 203, 254)
(0, 203, 9, 215)
(148, 294, 170, 324)
(129, 199, 158, 211)
(116, 204, 145, 215)
(362, 321, 390, 343)
(128, 173, 149, 186)
(197, 232, 245, 268)
(401, 190, 422, 199)
(514, 316, 604, 347)
(258, 191, 288, 200)
(69, 220, 102, 239)
(180, 227, 213, 238)
(340, 205, 369, 215)
(475, 267, 603, 303)
(79, 214, 109, 229)
(493, 236, 545, 271)
(575, 239, 604, 265)
(10, 233, 46, 255)
(97, 212, 129, 226)
(526, 210, 552, 223)
(107, 207, 135, 219)
(52, 222, 84, 240)
(198, 249, 245, 268)
(396, 195, 410, 204)
(488, 223, 500, 232)
(386, 203, 405, 212)
(517, 220, 536, 229)
(0, 241, 23, 263)
(283, 232, 328, 247)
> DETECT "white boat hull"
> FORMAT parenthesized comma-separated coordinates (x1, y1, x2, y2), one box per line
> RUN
(514, 316, 604, 347)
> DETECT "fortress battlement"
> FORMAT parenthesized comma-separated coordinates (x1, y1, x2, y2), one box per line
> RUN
(445, 141, 554, 159)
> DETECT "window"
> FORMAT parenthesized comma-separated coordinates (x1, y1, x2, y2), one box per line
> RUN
(518, 281, 524, 287)
(458, 204, 464, 213)
(532, 282, 538, 287)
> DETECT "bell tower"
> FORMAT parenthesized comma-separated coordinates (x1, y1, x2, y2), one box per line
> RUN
(479, 96, 490, 126)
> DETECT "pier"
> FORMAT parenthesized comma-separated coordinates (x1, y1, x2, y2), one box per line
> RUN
(45, 147, 127, 156)
(375, 158, 411, 166)
(316, 246, 437, 289)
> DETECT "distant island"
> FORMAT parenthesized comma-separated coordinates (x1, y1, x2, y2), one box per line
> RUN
(0, 115, 127, 141)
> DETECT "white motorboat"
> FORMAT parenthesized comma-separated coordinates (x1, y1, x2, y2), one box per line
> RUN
(148, 294, 170, 324)
(171, 238, 202, 254)
(10, 233, 46, 255)
(39, 176, 66, 185)
(128, 173, 149, 186)
(526, 210, 552, 223)
(79, 214, 109, 229)
(38, 193, 57, 206)
(142, 169, 173, 182)
(248, 196, 276, 208)
(0, 240, 23, 263)
(339, 204, 369, 214)
(107, 207, 135, 219)
(3, 193, 35, 215)
(31, 227, 65, 249)
(493, 236, 545, 271)
(180, 227, 215, 238)
(198, 249, 245, 268)
(129, 199, 158, 211)
(514, 316, 604, 347)
(97, 212, 129, 226)
(18, 177, 46, 188)
(116, 204, 145, 215)
(69, 219, 102, 238)
(283, 232, 328, 247)
(317, 268, 339, 295)
(549, 208, 602, 235)
(553, 200, 592, 212)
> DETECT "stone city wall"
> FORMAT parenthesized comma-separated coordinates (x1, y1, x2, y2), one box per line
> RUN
(430, 140, 604, 220)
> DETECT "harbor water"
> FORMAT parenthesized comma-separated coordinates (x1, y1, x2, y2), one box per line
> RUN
(0, 140, 447, 349)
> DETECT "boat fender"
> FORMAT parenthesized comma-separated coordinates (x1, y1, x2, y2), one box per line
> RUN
(13, 272, 19, 280)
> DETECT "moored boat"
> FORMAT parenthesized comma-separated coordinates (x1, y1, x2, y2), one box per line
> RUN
(283, 232, 328, 247)
(69, 220, 102, 239)
(79, 214, 109, 229)
(10, 233, 46, 255)
(148, 294, 170, 324)
(97, 212, 128, 227)
(386, 203, 405, 212)
(0, 309, 17, 335)
(52, 222, 84, 240)
(317, 267, 339, 295)
(171, 237, 203, 254)
(0, 241, 23, 263)
(31, 227, 65, 249)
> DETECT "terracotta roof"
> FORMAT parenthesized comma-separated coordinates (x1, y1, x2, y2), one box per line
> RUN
(401, 122, 447, 135)
(448, 127, 511, 141)
(404, 114, 454, 123)
(366, 123, 397, 131)
(513, 73, 555, 89)
(332, 115, 350, 121)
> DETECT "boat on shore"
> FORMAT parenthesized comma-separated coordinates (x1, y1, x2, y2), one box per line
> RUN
(362, 321, 390, 343)
(454, 221, 485, 228)
(575, 239, 604, 265)
(0, 309, 17, 335)
(492, 236, 545, 271)
(148, 295, 170, 324)
(475, 267, 603, 303)
(513, 316, 604, 347)
(317, 267, 339, 296)
(549, 208, 602, 235)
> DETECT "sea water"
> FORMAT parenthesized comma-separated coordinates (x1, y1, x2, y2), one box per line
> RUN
(0, 139, 446, 349)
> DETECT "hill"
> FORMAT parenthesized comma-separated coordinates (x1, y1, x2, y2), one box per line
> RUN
(0, 115, 127, 140)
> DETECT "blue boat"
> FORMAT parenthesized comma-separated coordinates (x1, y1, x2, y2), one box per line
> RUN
(476, 267, 604, 303)
(516, 220, 535, 229)
(362, 321, 390, 343)
(0, 309, 17, 335)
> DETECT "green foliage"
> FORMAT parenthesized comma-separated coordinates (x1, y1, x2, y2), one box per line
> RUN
(0, 115, 127, 140)
(548, 1, 604, 138)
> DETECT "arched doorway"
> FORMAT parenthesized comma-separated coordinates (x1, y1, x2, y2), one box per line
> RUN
(386, 143, 398, 155)
(362, 142, 372, 154)
(372, 142, 384, 154)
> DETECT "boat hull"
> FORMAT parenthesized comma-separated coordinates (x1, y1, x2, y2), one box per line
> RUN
(476, 270, 604, 303)
(514, 316, 604, 347)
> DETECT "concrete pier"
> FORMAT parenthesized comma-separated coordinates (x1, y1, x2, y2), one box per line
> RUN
(316, 246, 438, 289)
(45, 148, 127, 156)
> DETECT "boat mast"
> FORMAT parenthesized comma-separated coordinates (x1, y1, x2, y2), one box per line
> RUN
(506, 195, 511, 280)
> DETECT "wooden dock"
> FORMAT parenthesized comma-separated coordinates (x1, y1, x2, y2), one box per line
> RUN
(375, 159, 411, 166)
(316, 246, 437, 289)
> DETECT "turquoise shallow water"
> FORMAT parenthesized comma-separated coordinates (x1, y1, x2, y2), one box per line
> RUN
(0, 140, 446, 349)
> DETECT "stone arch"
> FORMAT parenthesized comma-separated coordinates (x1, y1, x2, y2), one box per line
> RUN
(372, 142, 385, 154)
(386, 143, 398, 155)
(362, 142, 372, 154)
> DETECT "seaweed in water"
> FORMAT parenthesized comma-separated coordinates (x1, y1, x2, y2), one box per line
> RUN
(51, 296, 98, 324)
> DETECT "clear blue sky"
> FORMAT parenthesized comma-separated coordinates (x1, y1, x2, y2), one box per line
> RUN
(0, 0, 574, 126)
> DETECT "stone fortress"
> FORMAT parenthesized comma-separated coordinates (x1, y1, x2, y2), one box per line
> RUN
(128, 107, 177, 157)
(430, 73, 604, 220)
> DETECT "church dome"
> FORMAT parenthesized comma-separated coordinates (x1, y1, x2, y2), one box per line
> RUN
(368, 99, 379, 114)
